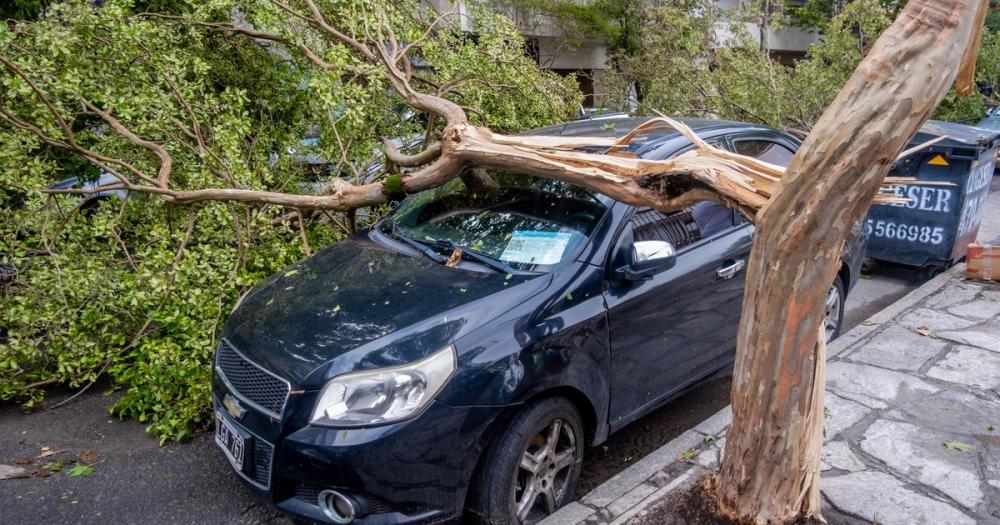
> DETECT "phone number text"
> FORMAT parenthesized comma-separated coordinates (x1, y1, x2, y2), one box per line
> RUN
(865, 219, 945, 245)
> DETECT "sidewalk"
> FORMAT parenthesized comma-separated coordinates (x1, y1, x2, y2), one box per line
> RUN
(544, 265, 1000, 525)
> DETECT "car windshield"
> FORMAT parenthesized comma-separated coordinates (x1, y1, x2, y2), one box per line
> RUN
(382, 171, 608, 272)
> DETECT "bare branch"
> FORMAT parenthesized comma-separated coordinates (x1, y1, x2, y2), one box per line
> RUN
(0, 103, 159, 188)
(80, 99, 173, 187)
(0, 55, 77, 144)
(384, 139, 441, 167)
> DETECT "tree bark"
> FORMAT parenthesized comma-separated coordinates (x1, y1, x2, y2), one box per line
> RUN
(717, 1, 986, 523)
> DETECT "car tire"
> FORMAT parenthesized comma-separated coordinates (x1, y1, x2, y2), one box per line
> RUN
(468, 397, 584, 525)
(825, 275, 846, 343)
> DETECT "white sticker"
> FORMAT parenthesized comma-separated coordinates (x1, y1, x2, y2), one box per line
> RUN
(500, 231, 572, 265)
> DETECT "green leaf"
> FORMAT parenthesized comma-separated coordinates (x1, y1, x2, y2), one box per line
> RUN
(943, 441, 973, 452)
(66, 464, 94, 477)
(565, 292, 573, 301)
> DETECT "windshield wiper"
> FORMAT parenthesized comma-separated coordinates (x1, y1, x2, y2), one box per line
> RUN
(432, 239, 520, 275)
(388, 222, 447, 264)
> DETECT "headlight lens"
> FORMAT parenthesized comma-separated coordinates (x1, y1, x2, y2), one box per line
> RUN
(310, 345, 456, 426)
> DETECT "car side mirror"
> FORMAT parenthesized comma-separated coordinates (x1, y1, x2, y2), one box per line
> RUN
(617, 240, 677, 281)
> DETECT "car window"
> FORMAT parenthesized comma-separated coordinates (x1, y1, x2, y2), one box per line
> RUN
(733, 140, 795, 167)
(630, 200, 736, 250)
(384, 171, 608, 272)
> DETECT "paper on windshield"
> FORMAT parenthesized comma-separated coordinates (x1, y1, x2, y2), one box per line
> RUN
(500, 231, 572, 265)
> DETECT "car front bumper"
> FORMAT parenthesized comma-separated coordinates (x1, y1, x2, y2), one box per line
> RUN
(212, 374, 500, 524)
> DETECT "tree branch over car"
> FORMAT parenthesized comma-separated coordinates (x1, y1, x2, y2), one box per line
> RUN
(0, 1, 911, 217)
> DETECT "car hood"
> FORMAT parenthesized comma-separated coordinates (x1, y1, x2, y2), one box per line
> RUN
(223, 237, 548, 387)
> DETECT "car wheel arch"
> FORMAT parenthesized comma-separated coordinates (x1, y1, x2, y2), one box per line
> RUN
(461, 387, 598, 522)
(837, 264, 851, 293)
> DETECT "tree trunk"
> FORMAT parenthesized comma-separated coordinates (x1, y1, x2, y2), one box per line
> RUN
(717, 1, 986, 523)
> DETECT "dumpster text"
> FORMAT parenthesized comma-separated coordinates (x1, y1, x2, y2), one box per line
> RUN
(865, 220, 945, 245)
(889, 185, 953, 213)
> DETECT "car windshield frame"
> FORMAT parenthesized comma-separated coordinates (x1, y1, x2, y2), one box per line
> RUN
(380, 170, 610, 274)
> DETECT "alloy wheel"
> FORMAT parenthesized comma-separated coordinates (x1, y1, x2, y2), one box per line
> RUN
(514, 418, 577, 523)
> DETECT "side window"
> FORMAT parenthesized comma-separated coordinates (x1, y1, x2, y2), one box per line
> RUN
(733, 140, 796, 167)
(630, 201, 736, 249)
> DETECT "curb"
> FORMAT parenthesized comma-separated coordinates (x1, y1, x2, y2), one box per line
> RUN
(541, 263, 967, 525)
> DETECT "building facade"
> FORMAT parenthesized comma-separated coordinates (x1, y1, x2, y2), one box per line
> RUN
(425, 0, 820, 109)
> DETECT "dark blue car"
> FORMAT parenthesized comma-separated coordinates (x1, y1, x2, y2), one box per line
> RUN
(212, 117, 866, 525)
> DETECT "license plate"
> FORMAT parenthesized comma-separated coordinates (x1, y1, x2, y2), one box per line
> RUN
(215, 411, 251, 473)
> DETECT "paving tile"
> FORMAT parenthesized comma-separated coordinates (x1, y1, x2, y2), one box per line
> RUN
(826, 361, 938, 410)
(606, 483, 657, 518)
(935, 330, 1000, 352)
(693, 406, 731, 437)
(948, 299, 1000, 320)
(847, 325, 946, 371)
(860, 419, 983, 510)
(824, 391, 872, 440)
(888, 389, 1000, 437)
(543, 502, 595, 525)
(925, 282, 982, 309)
(821, 440, 866, 472)
(926, 345, 1000, 390)
(580, 430, 702, 508)
(823, 471, 975, 525)
(693, 447, 718, 469)
(899, 308, 978, 332)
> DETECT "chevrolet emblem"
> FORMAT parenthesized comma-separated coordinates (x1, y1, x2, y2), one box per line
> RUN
(223, 393, 247, 420)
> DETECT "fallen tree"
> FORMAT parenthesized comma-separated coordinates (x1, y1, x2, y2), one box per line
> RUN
(717, 1, 988, 522)
(0, 0, 987, 522)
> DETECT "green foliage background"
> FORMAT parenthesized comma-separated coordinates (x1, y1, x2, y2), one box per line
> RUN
(0, 0, 580, 442)
(603, 0, 997, 129)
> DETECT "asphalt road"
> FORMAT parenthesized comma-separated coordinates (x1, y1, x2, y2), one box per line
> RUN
(2, 177, 998, 525)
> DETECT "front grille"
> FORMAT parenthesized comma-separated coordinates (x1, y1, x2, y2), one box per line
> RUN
(216, 339, 290, 417)
(252, 439, 274, 487)
(294, 483, 323, 505)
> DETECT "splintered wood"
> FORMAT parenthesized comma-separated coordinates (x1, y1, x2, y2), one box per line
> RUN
(452, 116, 915, 222)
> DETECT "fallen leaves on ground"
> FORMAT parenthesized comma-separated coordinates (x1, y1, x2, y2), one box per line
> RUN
(35, 448, 65, 459)
(79, 450, 99, 465)
(915, 327, 935, 337)
(943, 440, 973, 452)
(677, 449, 697, 461)
(66, 464, 94, 477)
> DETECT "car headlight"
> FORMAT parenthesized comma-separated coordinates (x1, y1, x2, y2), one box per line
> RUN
(310, 345, 456, 427)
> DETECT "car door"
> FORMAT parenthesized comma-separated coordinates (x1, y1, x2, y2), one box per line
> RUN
(603, 204, 752, 430)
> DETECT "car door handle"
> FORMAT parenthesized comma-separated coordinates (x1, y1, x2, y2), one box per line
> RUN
(716, 259, 745, 280)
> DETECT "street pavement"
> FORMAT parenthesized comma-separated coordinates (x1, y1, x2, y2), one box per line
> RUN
(0, 178, 998, 525)
(544, 265, 1000, 525)
(0, 389, 288, 525)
